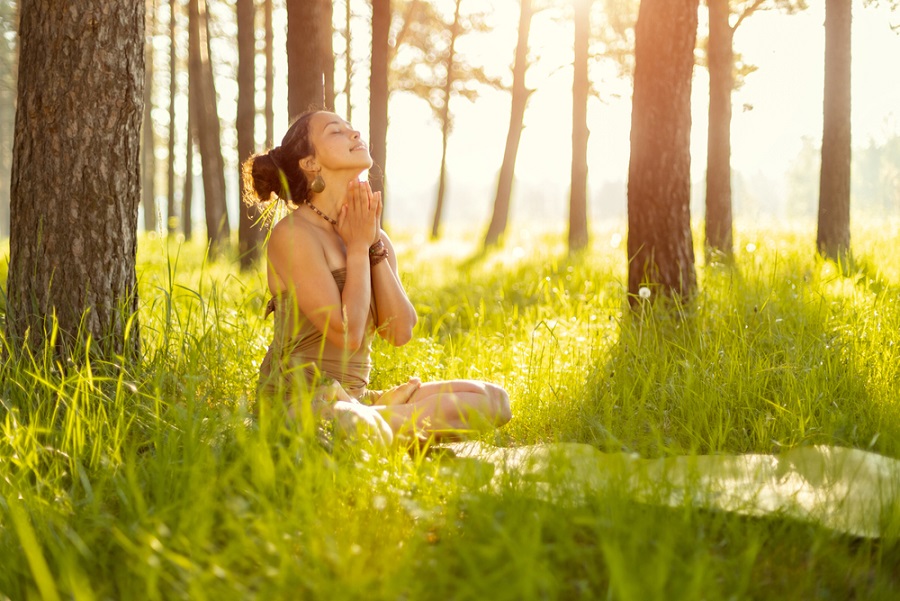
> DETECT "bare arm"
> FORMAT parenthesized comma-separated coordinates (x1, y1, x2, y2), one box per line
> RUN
(371, 230, 417, 345)
(267, 181, 379, 352)
(267, 225, 372, 351)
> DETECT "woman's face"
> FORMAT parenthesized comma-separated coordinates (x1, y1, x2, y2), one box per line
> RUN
(307, 112, 373, 173)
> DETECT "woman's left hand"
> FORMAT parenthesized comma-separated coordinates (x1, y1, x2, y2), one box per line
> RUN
(337, 180, 380, 250)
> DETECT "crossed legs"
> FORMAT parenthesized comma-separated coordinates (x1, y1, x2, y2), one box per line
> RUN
(372, 379, 512, 441)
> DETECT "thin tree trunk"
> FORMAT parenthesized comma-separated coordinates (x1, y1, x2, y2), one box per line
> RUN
(484, 0, 534, 248)
(7, 0, 143, 357)
(322, 0, 335, 110)
(0, 17, 11, 238)
(568, 0, 590, 253)
(0, 85, 9, 238)
(286, 0, 332, 118)
(432, 131, 450, 239)
(817, 0, 852, 262)
(369, 0, 390, 211)
(189, 0, 230, 253)
(142, 0, 158, 233)
(167, 0, 177, 236)
(431, 0, 462, 240)
(184, 108, 194, 240)
(705, 0, 733, 260)
(2, 0, 17, 240)
(265, 0, 274, 148)
(626, 0, 698, 303)
(237, 0, 261, 269)
(344, 0, 352, 122)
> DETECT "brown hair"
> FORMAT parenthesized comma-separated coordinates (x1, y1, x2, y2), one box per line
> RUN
(241, 109, 321, 209)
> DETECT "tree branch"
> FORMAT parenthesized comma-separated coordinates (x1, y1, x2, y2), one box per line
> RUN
(732, 0, 766, 32)
(390, 0, 420, 62)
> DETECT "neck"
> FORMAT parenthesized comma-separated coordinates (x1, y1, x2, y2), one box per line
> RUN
(307, 170, 363, 218)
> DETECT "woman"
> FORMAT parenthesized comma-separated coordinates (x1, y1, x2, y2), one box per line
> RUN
(242, 110, 512, 447)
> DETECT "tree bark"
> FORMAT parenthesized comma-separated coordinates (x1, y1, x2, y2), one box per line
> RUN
(484, 0, 534, 248)
(817, 0, 852, 262)
(7, 0, 144, 358)
(237, 0, 261, 269)
(431, 0, 462, 240)
(322, 0, 335, 111)
(369, 0, 390, 209)
(705, 0, 733, 259)
(183, 108, 194, 240)
(0, 84, 9, 238)
(344, 0, 353, 122)
(568, 0, 590, 253)
(142, 0, 158, 233)
(189, 0, 230, 253)
(0, 1, 18, 238)
(167, 0, 177, 236)
(286, 0, 333, 118)
(626, 0, 698, 303)
(264, 0, 274, 148)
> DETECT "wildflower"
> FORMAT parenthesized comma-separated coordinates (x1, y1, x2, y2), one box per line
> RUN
(638, 286, 652, 300)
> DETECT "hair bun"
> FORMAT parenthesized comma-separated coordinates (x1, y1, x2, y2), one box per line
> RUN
(241, 152, 283, 207)
(240, 109, 320, 210)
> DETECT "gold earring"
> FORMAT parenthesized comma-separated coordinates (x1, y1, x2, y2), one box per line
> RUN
(310, 172, 326, 194)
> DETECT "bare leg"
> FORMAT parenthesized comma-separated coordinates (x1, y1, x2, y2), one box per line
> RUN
(372, 380, 511, 440)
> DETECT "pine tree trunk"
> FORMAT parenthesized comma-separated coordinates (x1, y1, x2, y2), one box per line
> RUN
(7, 0, 144, 358)
(484, 0, 534, 248)
(189, 0, 230, 253)
(184, 109, 194, 240)
(0, 89, 9, 238)
(431, 0, 462, 240)
(626, 0, 698, 303)
(286, 0, 333, 118)
(432, 132, 450, 240)
(568, 0, 590, 253)
(322, 0, 335, 111)
(167, 0, 177, 236)
(344, 0, 353, 122)
(142, 0, 158, 234)
(705, 0, 733, 260)
(264, 0, 274, 149)
(0, 60, 10, 239)
(0, 3, 9, 238)
(817, 0, 852, 262)
(369, 0, 390, 208)
(237, 0, 261, 269)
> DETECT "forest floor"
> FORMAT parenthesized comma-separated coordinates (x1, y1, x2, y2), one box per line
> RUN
(1, 221, 899, 600)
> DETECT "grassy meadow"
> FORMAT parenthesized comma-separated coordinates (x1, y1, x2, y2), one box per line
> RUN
(2, 221, 900, 600)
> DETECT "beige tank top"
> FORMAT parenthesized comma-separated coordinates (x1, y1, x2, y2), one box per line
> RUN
(258, 268, 377, 400)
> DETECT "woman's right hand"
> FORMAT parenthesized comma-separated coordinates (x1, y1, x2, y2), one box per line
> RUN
(336, 180, 380, 251)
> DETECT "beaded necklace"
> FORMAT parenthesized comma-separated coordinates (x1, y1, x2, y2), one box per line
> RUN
(304, 200, 338, 226)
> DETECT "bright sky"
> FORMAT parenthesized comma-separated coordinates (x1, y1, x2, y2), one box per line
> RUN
(198, 0, 900, 232)
(379, 1, 900, 229)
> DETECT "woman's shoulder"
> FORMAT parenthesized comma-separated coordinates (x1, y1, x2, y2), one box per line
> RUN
(269, 212, 317, 249)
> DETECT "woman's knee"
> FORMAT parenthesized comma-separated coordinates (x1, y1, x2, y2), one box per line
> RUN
(484, 382, 512, 426)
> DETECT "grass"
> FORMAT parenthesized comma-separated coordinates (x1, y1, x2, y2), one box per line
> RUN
(1, 221, 900, 599)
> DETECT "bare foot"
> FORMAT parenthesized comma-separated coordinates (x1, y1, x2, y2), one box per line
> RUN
(377, 377, 422, 406)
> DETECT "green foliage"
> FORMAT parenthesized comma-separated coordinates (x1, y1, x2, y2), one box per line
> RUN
(2, 224, 900, 599)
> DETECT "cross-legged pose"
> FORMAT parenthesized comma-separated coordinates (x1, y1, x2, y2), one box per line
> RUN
(242, 110, 512, 447)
